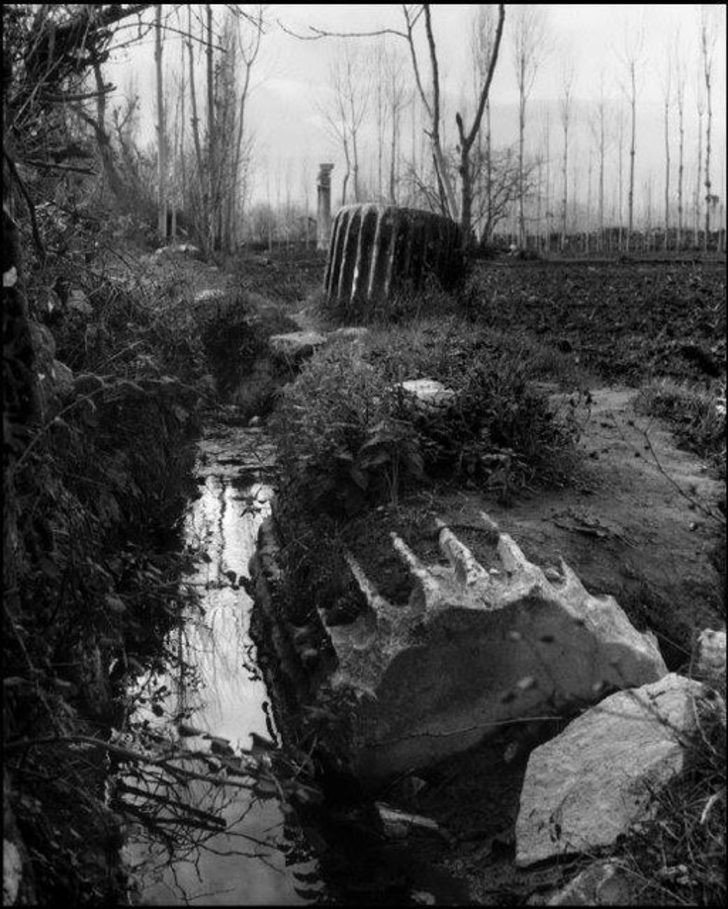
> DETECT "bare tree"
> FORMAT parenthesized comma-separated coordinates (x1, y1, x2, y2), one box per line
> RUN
(454, 4, 506, 248)
(180, 5, 263, 253)
(373, 42, 387, 200)
(383, 49, 410, 205)
(699, 4, 719, 251)
(154, 5, 167, 239)
(511, 5, 548, 248)
(318, 42, 370, 206)
(559, 61, 574, 252)
(291, 4, 506, 250)
(694, 74, 704, 247)
(470, 5, 496, 243)
(589, 73, 610, 252)
(660, 45, 672, 251)
(543, 111, 552, 252)
(617, 17, 645, 252)
(674, 33, 686, 249)
(227, 6, 263, 249)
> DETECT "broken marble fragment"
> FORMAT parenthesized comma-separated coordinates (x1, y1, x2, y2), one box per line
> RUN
(515, 673, 709, 866)
(320, 511, 667, 781)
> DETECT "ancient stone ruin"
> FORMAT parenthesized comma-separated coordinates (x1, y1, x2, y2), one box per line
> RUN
(515, 672, 717, 866)
(323, 203, 463, 312)
(320, 512, 667, 782)
(316, 163, 334, 251)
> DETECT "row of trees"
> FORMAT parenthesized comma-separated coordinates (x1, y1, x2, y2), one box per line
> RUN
(5, 5, 267, 257)
(12, 5, 721, 257)
(152, 5, 263, 255)
(311, 4, 725, 254)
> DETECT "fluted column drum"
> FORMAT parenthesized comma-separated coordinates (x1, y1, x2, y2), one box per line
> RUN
(323, 204, 463, 312)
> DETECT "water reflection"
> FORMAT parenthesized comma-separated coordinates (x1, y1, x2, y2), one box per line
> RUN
(119, 432, 317, 905)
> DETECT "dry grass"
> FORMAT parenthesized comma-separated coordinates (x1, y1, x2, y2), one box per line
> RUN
(615, 678, 726, 906)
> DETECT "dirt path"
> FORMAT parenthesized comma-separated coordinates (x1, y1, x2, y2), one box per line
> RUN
(427, 387, 723, 668)
(375, 388, 724, 904)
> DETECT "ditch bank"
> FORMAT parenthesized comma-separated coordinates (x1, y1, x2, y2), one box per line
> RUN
(247, 342, 724, 905)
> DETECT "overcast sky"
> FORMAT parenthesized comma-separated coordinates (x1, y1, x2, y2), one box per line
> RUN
(108, 4, 727, 213)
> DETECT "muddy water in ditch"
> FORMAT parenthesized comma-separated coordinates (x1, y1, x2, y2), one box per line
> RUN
(121, 422, 320, 905)
(119, 418, 468, 906)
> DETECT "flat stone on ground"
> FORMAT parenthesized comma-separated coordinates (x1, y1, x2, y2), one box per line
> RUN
(515, 673, 708, 867)
(269, 331, 328, 361)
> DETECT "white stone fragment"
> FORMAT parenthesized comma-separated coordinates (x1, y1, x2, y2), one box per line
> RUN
(515, 673, 707, 867)
(693, 628, 726, 689)
(322, 511, 667, 781)
(399, 379, 456, 410)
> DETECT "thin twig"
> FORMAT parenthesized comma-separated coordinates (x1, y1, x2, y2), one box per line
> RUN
(608, 408, 723, 522)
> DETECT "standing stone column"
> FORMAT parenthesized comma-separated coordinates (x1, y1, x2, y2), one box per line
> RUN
(316, 163, 334, 251)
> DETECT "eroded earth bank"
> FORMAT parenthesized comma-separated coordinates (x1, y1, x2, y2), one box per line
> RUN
(5, 241, 725, 907)
(245, 250, 726, 906)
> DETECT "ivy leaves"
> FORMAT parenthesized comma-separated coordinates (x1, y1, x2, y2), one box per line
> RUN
(302, 418, 426, 517)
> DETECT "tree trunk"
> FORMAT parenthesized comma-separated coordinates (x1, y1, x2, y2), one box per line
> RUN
(695, 109, 703, 249)
(341, 134, 351, 206)
(155, 5, 167, 240)
(561, 117, 568, 252)
(663, 96, 670, 251)
(627, 61, 636, 252)
(517, 80, 526, 247)
(677, 84, 684, 250)
(486, 100, 492, 244)
(703, 76, 712, 252)
(618, 114, 624, 252)
(598, 104, 605, 252)
(544, 110, 550, 252)
(187, 8, 206, 253)
(389, 94, 398, 204)
(206, 4, 215, 250)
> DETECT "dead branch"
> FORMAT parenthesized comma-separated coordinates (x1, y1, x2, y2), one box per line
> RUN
(3, 733, 261, 791)
(277, 20, 408, 41)
(23, 159, 97, 174)
(606, 408, 723, 523)
(39, 87, 116, 103)
(3, 150, 45, 261)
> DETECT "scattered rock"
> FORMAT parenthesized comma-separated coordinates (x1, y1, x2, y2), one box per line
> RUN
(322, 511, 666, 781)
(546, 860, 635, 905)
(692, 628, 726, 689)
(192, 288, 227, 308)
(269, 330, 328, 363)
(67, 288, 92, 316)
(515, 673, 707, 867)
(50, 359, 74, 398)
(375, 802, 443, 840)
(328, 326, 369, 343)
(154, 243, 201, 260)
(399, 378, 456, 412)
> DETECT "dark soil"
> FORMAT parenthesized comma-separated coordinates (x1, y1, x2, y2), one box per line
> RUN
(464, 259, 725, 385)
(266, 254, 725, 905)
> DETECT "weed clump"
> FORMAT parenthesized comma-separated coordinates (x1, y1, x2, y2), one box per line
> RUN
(271, 321, 581, 521)
(4, 269, 207, 903)
(617, 681, 726, 906)
(634, 379, 726, 475)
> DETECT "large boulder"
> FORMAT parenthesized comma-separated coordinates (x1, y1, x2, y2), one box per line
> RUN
(515, 673, 714, 867)
(322, 512, 667, 781)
